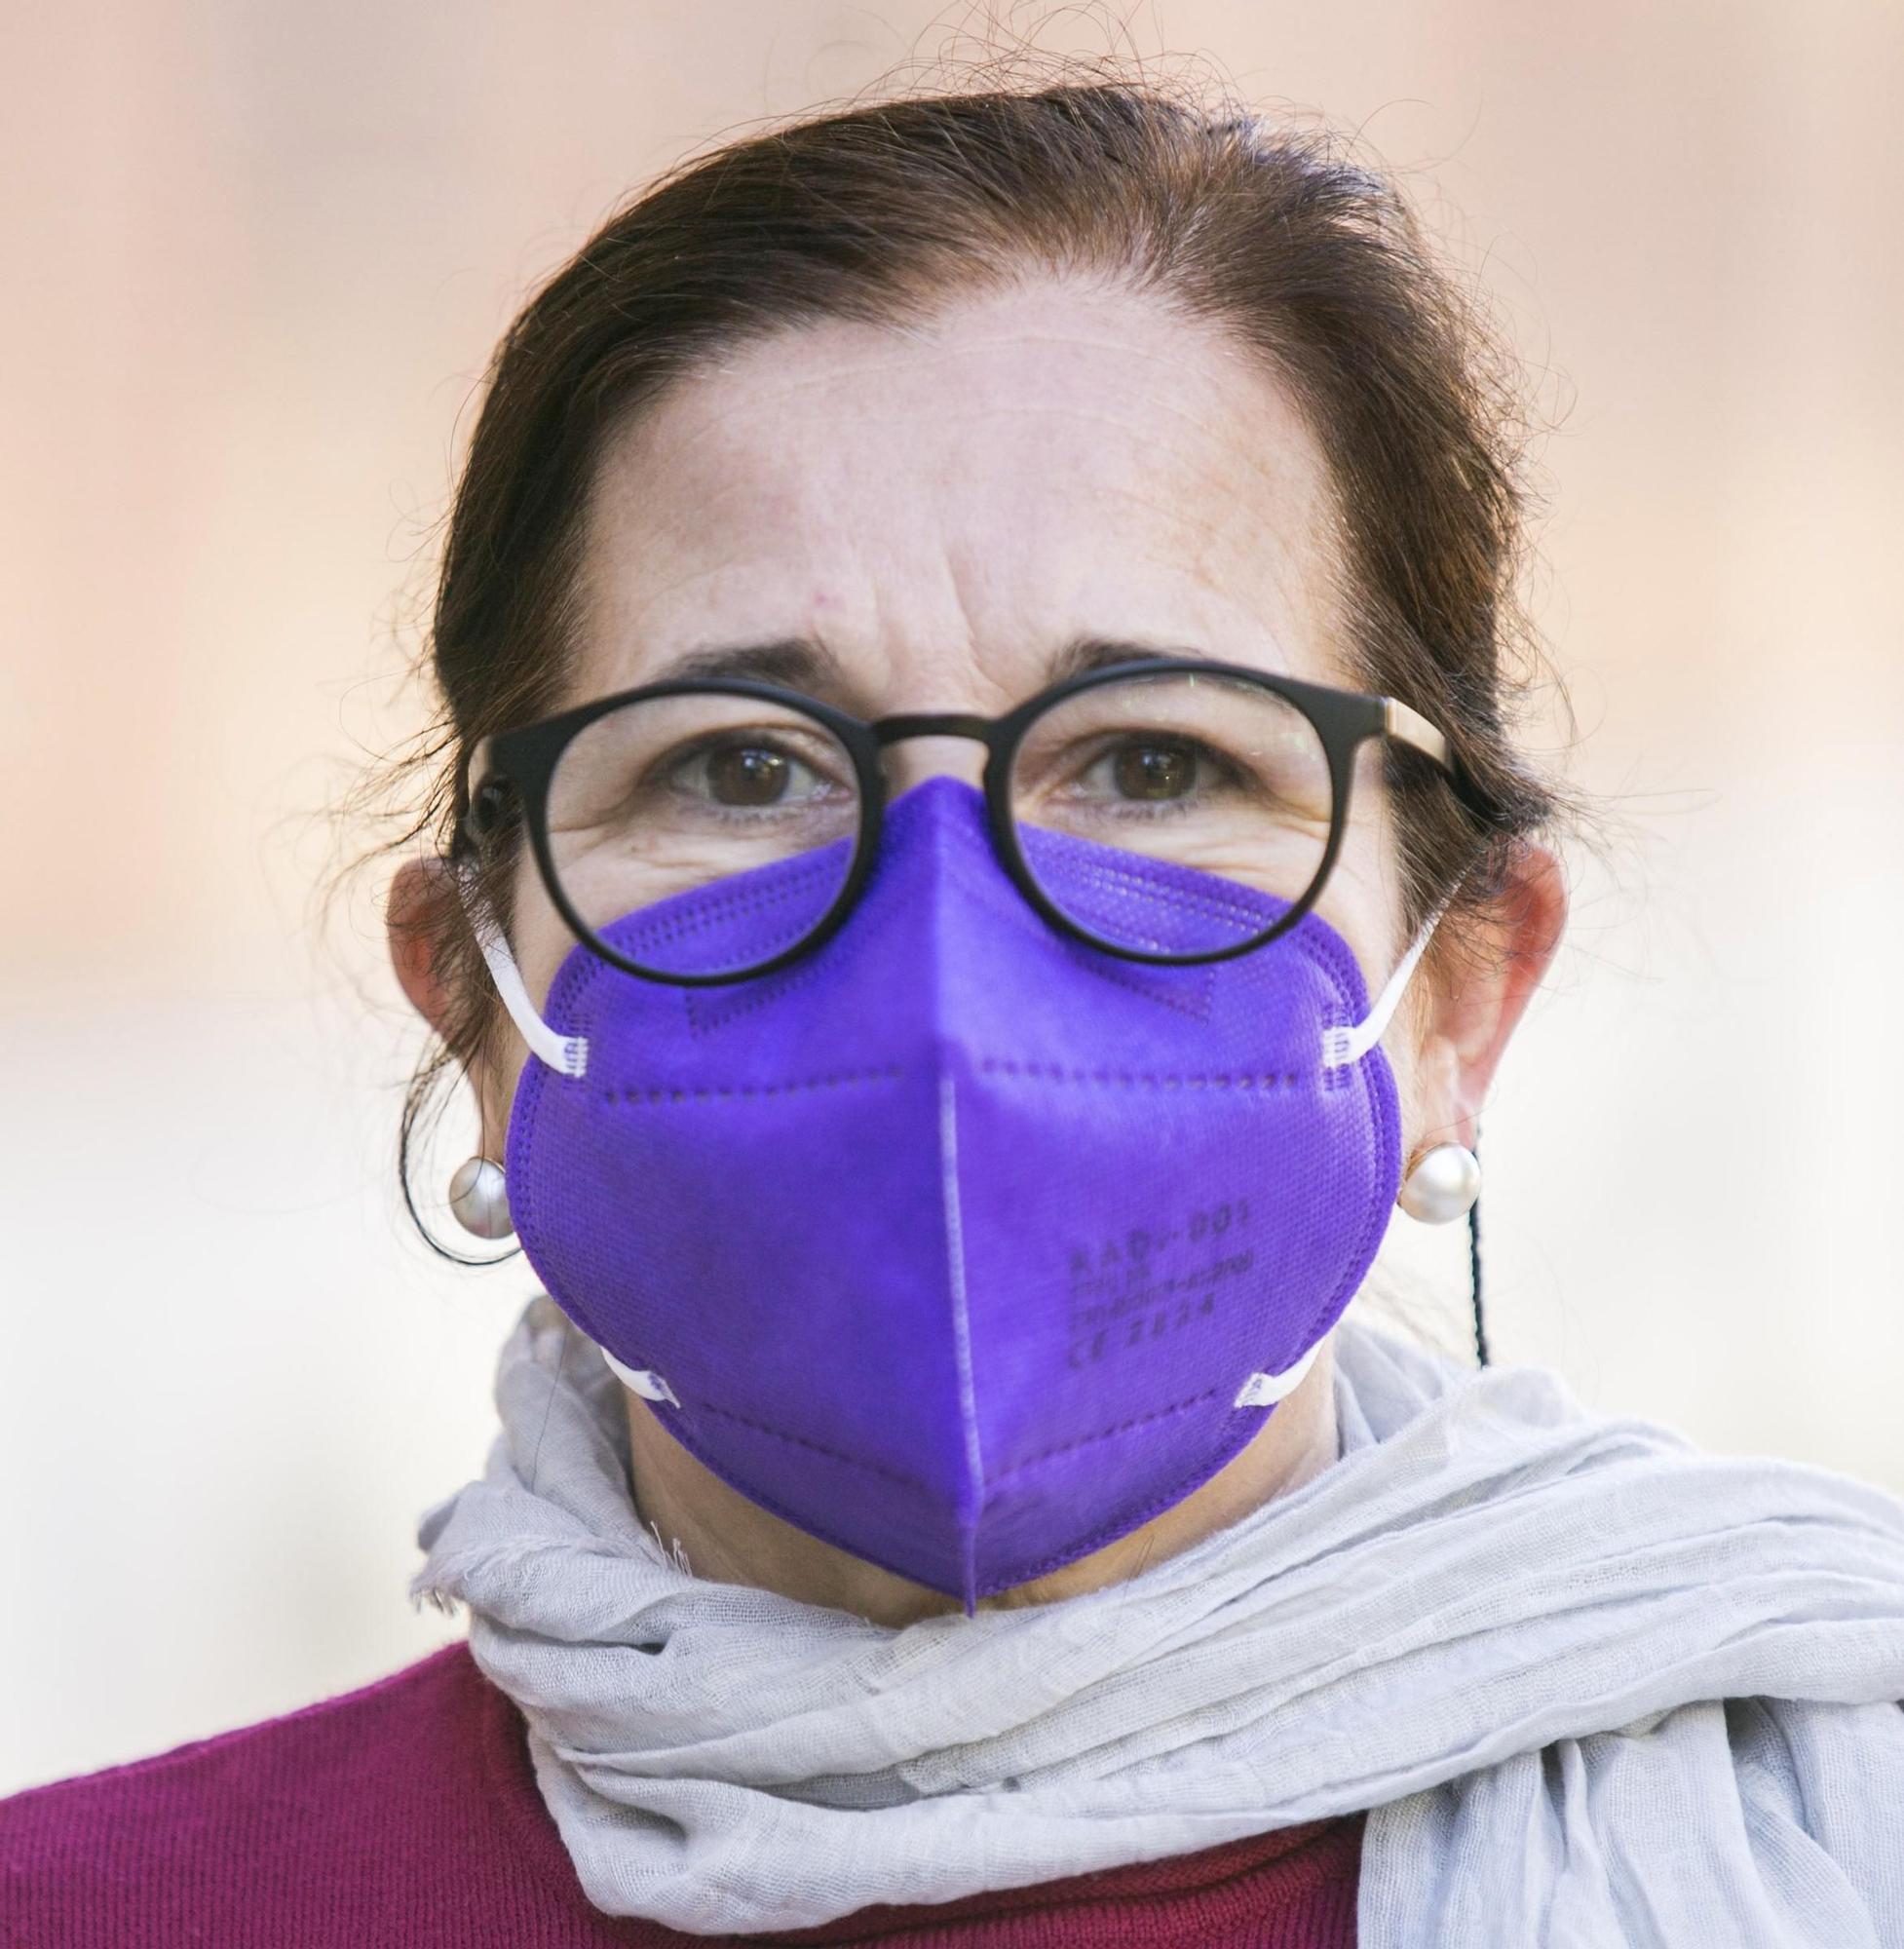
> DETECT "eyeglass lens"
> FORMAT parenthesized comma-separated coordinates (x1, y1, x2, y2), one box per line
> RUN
(543, 672, 1334, 977)
(1007, 670, 1331, 956)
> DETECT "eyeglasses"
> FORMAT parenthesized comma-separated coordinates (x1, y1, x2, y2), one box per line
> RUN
(456, 656, 1466, 986)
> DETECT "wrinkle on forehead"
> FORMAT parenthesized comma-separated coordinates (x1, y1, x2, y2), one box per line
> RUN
(571, 277, 1355, 710)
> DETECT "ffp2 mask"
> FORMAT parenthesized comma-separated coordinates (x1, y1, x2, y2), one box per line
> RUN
(467, 776, 1422, 1610)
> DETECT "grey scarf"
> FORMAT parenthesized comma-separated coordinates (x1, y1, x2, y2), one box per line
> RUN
(413, 1293, 1904, 1942)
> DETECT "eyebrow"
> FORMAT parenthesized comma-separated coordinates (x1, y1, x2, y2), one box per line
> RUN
(1045, 635, 1206, 685)
(645, 632, 1215, 707)
(652, 637, 847, 692)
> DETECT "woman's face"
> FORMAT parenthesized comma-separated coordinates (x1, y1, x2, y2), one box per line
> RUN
(391, 271, 1562, 1618)
(478, 275, 1437, 1145)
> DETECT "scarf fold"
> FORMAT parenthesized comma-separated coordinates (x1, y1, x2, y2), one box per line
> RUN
(413, 1293, 1904, 1943)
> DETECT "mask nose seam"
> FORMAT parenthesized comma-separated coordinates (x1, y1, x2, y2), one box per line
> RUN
(917, 788, 989, 1602)
(936, 1070, 986, 1609)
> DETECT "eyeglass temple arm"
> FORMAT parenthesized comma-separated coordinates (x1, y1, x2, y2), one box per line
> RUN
(1383, 698, 1453, 773)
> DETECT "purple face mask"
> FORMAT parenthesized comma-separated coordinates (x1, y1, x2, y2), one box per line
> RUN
(467, 776, 1426, 1612)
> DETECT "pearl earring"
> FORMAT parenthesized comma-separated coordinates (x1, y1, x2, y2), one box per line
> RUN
(448, 1156, 514, 1240)
(1397, 1143, 1481, 1225)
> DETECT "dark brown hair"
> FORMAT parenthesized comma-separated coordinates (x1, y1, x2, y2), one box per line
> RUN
(342, 72, 1570, 1260)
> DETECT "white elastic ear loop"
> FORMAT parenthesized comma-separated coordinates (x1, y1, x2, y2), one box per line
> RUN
(452, 860, 590, 1080)
(1237, 899, 1454, 1410)
(1319, 898, 1451, 1069)
(599, 1345, 680, 1407)
(1233, 1336, 1323, 1407)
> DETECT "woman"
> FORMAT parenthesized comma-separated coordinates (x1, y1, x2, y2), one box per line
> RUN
(6, 76, 1902, 1949)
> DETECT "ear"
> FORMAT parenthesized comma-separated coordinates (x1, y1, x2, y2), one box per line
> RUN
(387, 856, 508, 1149)
(1409, 839, 1567, 1157)
(387, 856, 463, 1044)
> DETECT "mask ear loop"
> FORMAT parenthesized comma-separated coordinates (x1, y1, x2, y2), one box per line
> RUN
(1316, 894, 1490, 1370)
(1318, 896, 1451, 1071)
(452, 860, 590, 1080)
(447, 866, 681, 1430)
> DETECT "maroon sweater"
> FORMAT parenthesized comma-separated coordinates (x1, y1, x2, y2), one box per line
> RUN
(0, 1640, 1362, 1946)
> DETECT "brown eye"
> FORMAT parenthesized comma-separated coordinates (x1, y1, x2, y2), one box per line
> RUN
(705, 744, 791, 805)
(1112, 740, 1196, 800)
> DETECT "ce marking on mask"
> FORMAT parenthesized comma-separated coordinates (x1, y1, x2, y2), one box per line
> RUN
(1065, 1201, 1253, 1370)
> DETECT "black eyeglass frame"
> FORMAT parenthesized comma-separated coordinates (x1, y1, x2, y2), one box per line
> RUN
(456, 656, 1468, 988)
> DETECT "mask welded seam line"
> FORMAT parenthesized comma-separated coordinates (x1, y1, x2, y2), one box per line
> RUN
(616, 853, 846, 950)
(601, 1067, 904, 1102)
(507, 1054, 612, 1364)
(627, 901, 828, 964)
(974, 1060, 1301, 1089)
(1307, 1046, 1402, 1340)
(1065, 958, 1217, 1022)
(986, 1385, 1227, 1484)
(986, 1439, 1243, 1593)
(1023, 849, 1299, 926)
(938, 1070, 985, 1592)
(694, 1397, 927, 1487)
(685, 956, 831, 1035)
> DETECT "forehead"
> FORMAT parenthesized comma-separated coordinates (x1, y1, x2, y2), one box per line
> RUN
(571, 278, 1354, 707)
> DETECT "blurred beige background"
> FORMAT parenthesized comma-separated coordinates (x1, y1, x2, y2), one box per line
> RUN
(4, 0, 1900, 1795)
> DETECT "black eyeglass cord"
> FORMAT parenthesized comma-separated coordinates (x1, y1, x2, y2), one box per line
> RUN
(1467, 1125, 1489, 1368)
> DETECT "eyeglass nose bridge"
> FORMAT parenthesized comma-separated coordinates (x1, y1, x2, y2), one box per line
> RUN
(865, 710, 1008, 798)
(873, 717, 1006, 745)
(869, 711, 1000, 748)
